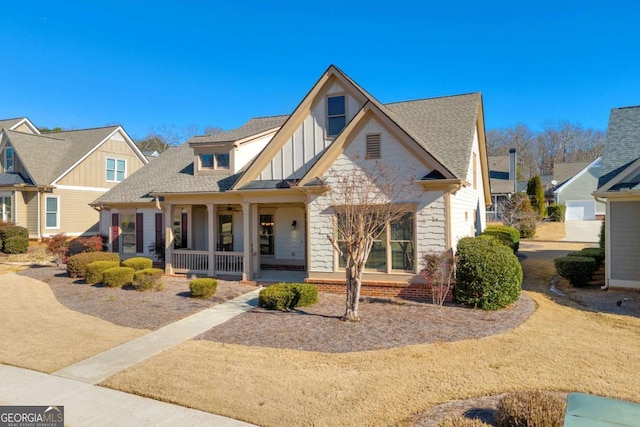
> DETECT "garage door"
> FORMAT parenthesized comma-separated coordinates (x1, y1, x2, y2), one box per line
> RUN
(565, 200, 596, 221)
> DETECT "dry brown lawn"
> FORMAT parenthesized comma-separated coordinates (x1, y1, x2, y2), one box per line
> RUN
(102, 240, 640, 427)
(0, 271, 146, 373)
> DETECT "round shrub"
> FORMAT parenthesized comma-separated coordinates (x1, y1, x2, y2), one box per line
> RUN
(190, 278, 218, 298)
(578, 247, 605, 269)
(547, 203, 566, 222)
(554, 256, 596, 287)
(434, 416, 491, 427)
(482, 225, 521, 253)
(455, 237, 523, 310)
(121, 257, 153, 271)
(85, 260, 120, 284)
(4, 235, 29, 254)
(496, 390, 566, 427)
(258, 283, 319, 311)
(133, 268, 164, 291)
(102, 266, 135, 288)
(67, 252, 120, 278)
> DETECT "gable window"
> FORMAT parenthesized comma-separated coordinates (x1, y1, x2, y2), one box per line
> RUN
(327, 95, 346, 137)
(218, 214, 233, 251)
(4, 147, 14, 172)
(45, 196, 59, 229)
(366, 134, 381, 159)
(200, 153, 230, 170)
(106, 158, 126, 182)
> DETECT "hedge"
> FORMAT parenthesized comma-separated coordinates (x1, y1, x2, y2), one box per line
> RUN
(258, 283, 319, 311)
(85, 261, 120, 284)
(102, 266, 135, 288)
(455, 237, 522, 310)
(67, 236, 104, 257)
(567, 247, 605, 270)
(554, 256, 596, 287)
(190, 278, 218, 298)
(121, 257, 153, 271)
(133, 268, 164, 291)
(547, 203, 566, 222)
(0, 225, 29, 254)
(481, 225, 520, 252)
(67, 252, 120, 278)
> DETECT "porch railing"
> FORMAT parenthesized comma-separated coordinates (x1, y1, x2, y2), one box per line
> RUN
(172, 249, 243, 276)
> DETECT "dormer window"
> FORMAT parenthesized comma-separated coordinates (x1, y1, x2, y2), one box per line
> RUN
(4, 147, 14, 172)
(327, 95, 346, 138)
(200, 153, 230, 170)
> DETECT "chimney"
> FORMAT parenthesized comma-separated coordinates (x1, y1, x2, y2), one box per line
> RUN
(509, 148, 517, 193)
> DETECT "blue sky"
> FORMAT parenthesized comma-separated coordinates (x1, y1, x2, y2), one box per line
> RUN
(2, 1, 639, 142)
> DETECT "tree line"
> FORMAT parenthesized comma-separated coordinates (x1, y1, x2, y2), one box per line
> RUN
(487, 121, 605, 179)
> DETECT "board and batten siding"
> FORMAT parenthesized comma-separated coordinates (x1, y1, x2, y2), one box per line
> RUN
(259, 81, 363, 181)
(234, 133, 277, 173)
(609, 200, 640, 288)
(41, 188, 104, 237)
(57, 132, 145, 188)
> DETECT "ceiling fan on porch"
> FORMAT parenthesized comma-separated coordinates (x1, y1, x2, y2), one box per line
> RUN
(225, 204, 240, 212)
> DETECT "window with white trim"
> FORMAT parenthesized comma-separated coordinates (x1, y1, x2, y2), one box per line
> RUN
(106, 158, 126, 182)
(4, 147, 14, 172)
(327, 95, 346, 137)
(45, 196, 59, 229)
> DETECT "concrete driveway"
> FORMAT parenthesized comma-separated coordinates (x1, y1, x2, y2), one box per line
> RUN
(563, 220, 603, 243)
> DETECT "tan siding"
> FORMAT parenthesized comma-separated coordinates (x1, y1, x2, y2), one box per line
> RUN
(14, 191, 29, 227)
(610, 201, 640, 281)
(41, 189, 104, 237)
(57, 134, 145, 187)
(26, 193, 38, 237)
(14, 123, 36, 134)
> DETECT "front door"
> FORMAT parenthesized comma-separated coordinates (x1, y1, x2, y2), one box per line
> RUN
(259, 214, 274, 256)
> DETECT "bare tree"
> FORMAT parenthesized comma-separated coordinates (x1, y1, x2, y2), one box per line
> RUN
(310, 157, 418, 321)
(421, 250, 456, 308)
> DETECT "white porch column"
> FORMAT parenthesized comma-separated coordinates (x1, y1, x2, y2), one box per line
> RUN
(206, 203, 216, 277)
(251, 203, 259, 278)
(241, 202, 252, 281)
(164, 203, 174, 275)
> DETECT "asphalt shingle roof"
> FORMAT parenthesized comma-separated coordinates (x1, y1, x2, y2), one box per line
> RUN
(553, 161, 591, 186)
(6, 126, 119, 185)
(598, 106, 640, 189)
(189, 116, 289, 144)
(0, 173, 27, 186)
(0, 118, 26, 130)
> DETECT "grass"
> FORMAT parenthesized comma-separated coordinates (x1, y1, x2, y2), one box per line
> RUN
(0, 272, 146, 373)
(102, 240, 640, 427)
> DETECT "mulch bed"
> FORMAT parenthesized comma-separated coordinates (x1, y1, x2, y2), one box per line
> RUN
(196, 292, 536, 353)
(17, 266, 257, 330)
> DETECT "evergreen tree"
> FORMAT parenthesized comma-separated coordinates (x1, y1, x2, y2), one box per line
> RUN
(526, 176, 547, 218)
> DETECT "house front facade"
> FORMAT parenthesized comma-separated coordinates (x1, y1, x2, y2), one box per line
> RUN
(553, 158, 605, 221)
(0, 117, 147, 238)
(93, 66, 491, 289)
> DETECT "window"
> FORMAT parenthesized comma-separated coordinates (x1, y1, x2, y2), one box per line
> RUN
(327, 95, 346, 137)
(4, 147, 14, 172)
(366, 134, 381, 159)
(336, 212, 415, 272)
(45, 196, 59, 229)
(120, 214, 136, 254)
(218, 214, 233, 251)
(200, 153, 230, 170)
(0, 196, 11, 222)
(106, 158, 126, 182)
(260, 214, 274, 255)
(173, 211, 182, 249)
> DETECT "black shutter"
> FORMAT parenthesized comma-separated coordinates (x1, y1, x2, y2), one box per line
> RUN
(181, 212, 188, 249)
(155, 213, 163, 244)
(136, 213, 144, 253)
(111, 213, 119, 253)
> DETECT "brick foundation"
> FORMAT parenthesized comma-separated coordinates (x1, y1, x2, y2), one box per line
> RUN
(304, 278, 454, 302)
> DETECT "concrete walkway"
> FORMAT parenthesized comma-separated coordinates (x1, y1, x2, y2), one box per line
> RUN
(54, 288, 261, 384)
(563, 220, 603, 243)
(0, 364, 253, 426)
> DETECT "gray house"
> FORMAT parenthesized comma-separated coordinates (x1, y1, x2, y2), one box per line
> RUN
(593, 105, 640, 290)
(553, 157, 605, 220)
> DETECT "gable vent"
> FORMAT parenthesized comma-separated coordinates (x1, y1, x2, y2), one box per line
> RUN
(366, 134, 381, 159)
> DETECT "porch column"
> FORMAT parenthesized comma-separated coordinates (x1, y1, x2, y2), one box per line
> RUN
(206, 203, 216, 277)
(164, 203, 174, 274)
(251, 203, 259, 278)
(241, 202, 252, 281)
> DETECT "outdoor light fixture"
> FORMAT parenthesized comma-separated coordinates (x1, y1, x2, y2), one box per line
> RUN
(291, 220, 297, 230)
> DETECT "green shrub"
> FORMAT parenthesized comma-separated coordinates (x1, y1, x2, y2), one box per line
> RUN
(496, 390, 566, 427)
(102, 266, 135, 288)
(258, 283, 319, 311)
(67, 252, 120, 278)
(434, 416, 491, 427)
(0, 226, 29, 254)
(572, 247, 605, 270)
(554, 256, 596, 287)
(133, 268, 164, 291)
(121, 257, 153, 271)
(482, 225, 520, 252)
(190, 278, 218, 298)
(85, 261, 120, 284)
(455, 237, 523, 310)
(547, 203, 566, 222)
(527, 175, 547, 219)
(599, 221, 605, 250)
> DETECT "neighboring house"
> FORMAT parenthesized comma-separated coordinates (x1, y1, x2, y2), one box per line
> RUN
(488, 149, 519, 221)
(0, 118, 148, 238)
(593, 105, 640, 290)
(552, 158, 605, 220)
(93, 65, 491, 288)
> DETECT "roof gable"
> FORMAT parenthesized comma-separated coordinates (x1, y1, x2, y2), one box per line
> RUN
(553, 160, 592, 185)
(598, 106, 640, 190)
(553, 157, 601, 194)
(0, 117, 40, 134)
